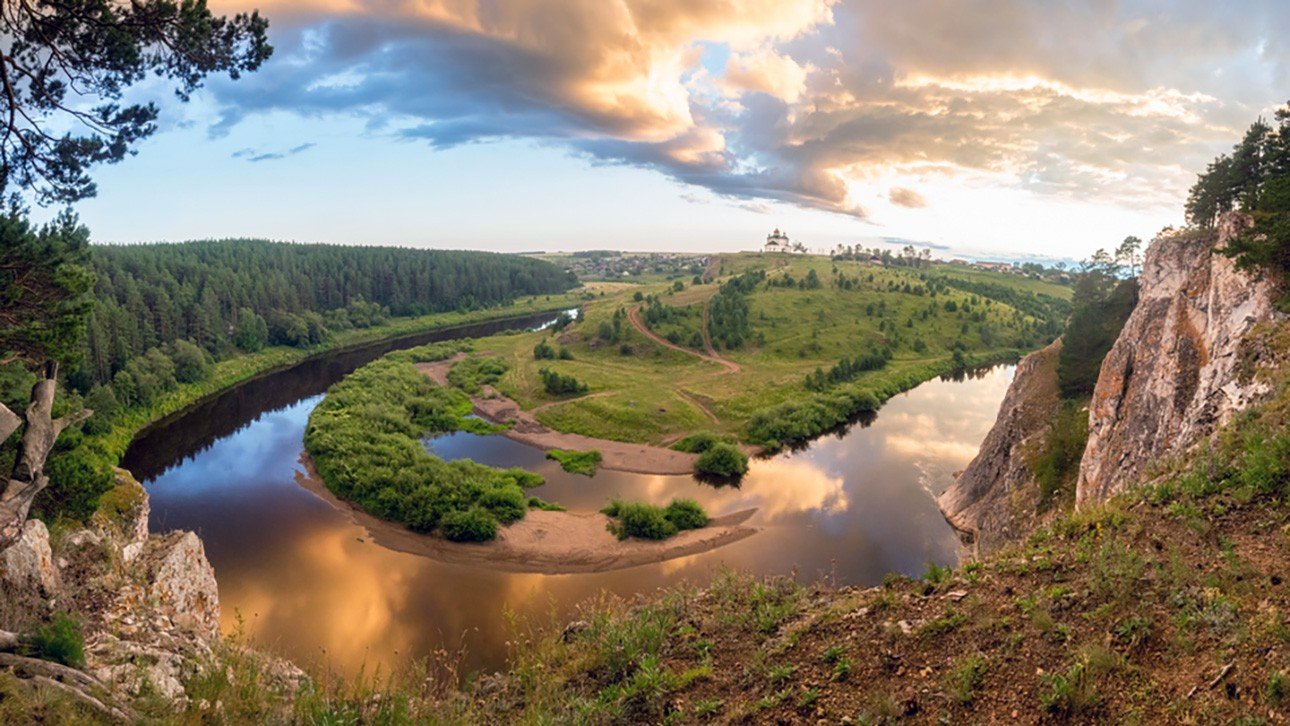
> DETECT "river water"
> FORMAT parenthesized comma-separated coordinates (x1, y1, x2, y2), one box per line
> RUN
(123, 312, 1013, 676)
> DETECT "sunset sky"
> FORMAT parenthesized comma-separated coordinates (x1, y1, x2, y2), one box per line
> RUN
(68, 0, 1290, 261)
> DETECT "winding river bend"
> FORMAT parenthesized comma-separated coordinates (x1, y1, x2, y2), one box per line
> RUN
(123, 311, 1014, 676)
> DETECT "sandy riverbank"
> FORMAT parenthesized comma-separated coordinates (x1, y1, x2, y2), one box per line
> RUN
(295, 455, 758, 574)
(416, 357, 701, 476)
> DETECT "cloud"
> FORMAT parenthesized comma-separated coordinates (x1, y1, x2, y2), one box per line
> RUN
(204, 0, 1290, 220)
(232, 141, 317, 162)
(889, 187, 927, 208)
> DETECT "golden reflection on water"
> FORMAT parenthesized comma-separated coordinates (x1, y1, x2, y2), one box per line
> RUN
(149, 366, 1016, 675)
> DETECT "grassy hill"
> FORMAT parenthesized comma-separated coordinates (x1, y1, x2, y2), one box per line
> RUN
(470, 253, 1070, 448)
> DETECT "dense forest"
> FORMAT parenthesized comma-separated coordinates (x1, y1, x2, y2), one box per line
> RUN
(75, 240, 577, 388)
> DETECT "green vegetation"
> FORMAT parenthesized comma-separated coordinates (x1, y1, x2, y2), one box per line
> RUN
(545, 448, 602, 476)
(538, 367, 588, 396)
(693, 443, 749, 478)
(19, 613, 85, 668)
(602, 498, 709, 540)
(1186, 103, 1290, 309)
(80, 241, 576, 388)
(21, 297, 583, 525)
(303, 342, 545, 540)
(1031, 399, 1091, 505)
(447, 356, 508, 394)
(469, 255, 1068, 451)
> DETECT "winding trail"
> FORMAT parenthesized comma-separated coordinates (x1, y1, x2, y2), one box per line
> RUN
(674, 389, 719, 424)
(627, 304, 740, 374)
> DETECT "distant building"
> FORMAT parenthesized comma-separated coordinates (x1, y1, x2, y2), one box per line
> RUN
(974, 261, 1013, 272)
(764, 228, 790, 252)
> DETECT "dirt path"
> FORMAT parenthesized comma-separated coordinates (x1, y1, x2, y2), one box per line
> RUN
(627, 304, 740, 374)
(297, 456, 759, 574)
(674, 389, 719, 424)
(698, 299, 741, 372)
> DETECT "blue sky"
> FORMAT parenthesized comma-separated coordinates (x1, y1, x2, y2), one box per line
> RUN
(48, 1, 1290, 262)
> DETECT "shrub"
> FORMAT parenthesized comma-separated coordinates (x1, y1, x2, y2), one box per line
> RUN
(533, 340, 556, 360)
(664, 499, 707, 530)
(603, 498, 708, 540)
(479, 484, 527, 524)
(21, 613, 85, 667)
(670, 432, 721, 453)
(538, 367, 588, 396)
(440, 507, 498, 542)
(614, 502, 677, 540)
(546, 448, 602, 476)
(694, 443, 748, 478)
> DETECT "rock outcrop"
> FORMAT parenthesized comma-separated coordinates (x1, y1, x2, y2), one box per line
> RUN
(0, 518, 60, 601)
(937, 338, 1062, 549)
(1, 469, 303, 715)
(1076, 215, 1283, 505)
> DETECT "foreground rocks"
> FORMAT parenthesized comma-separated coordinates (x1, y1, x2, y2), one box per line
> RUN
(0, 469, 304, 717)
(937, 338, 1062, 549)
(1077, 214, 1284, 504)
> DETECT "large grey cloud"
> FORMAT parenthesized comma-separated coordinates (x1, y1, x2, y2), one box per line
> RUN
(207, 0, 1289, 219)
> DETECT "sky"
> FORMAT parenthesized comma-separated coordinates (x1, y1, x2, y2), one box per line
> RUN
(59, 0, 1290, 262)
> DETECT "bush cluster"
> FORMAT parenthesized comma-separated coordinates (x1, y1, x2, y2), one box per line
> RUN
(694, 443, 749, 478)
(602, 498, 709, 540)
(304, 342, 545, 541)
(538, 367, 588, 396)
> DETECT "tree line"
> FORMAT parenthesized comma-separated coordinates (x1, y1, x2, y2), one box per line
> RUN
(74, 240, 577, 388)
(1186, 101, 1290, 308)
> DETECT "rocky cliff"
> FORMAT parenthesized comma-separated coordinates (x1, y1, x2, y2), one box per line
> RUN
(937, 338, 1062, 549)
(1076, 214, 1284, 505)
(0, 470, 302, 718)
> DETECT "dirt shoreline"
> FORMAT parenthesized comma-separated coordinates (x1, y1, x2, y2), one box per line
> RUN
(417, 357, 701, 476)
(295, 455, 759, 574)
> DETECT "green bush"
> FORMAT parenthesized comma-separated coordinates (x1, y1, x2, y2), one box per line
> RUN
(614, 502, 677, 540)
(546, 448, 602, 476)
(21, 613, 85, 667)
(670, 432, 721, 453)
(440, 507, 499, 542)
(664, 499, 708, 530)
(602, 498, 708, 540)
(694, 443, 748, 478)
(447, 356, 508, 394)
(538, 367, 588, 396)
(1032, 400, 1090, 505)
(479, 484, 527, 524)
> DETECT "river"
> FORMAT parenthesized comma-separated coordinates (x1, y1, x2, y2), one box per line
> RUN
(123, 311, 1013, 677)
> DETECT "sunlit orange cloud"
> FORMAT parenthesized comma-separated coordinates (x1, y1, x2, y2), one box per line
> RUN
(203, 0, 1287, 230)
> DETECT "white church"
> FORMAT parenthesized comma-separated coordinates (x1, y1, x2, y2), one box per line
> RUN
(763, 228, 790, 252)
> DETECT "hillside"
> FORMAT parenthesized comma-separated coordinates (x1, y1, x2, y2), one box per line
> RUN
(470, 253, 1069, 450)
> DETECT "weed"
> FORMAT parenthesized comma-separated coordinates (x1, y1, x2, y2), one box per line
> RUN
(948, 653, 988, 705)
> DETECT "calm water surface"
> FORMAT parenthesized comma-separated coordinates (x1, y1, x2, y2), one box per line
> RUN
(128, 324, 1013, 676)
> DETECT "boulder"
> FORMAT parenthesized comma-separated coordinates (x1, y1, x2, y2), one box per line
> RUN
(0, 518, 60, 599)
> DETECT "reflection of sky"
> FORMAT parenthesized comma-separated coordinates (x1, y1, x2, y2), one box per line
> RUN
(144, 366, 1013, 676)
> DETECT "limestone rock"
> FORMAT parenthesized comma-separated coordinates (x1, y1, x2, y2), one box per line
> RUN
(0, 518, 60, 599)
(140, 531, 221, 640)
(937, 339, 1062, 549)
(1076, 214, 1283, 505)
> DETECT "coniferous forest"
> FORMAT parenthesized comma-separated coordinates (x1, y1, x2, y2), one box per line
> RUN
(75, 240, 577, 388)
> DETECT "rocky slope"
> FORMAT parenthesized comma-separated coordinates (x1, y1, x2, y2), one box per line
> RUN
(1077, 214, 1284, 504)
(0, 470, 302, 720)
(941, 213, 1284, 546)
(936, 338, 1061, 549)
